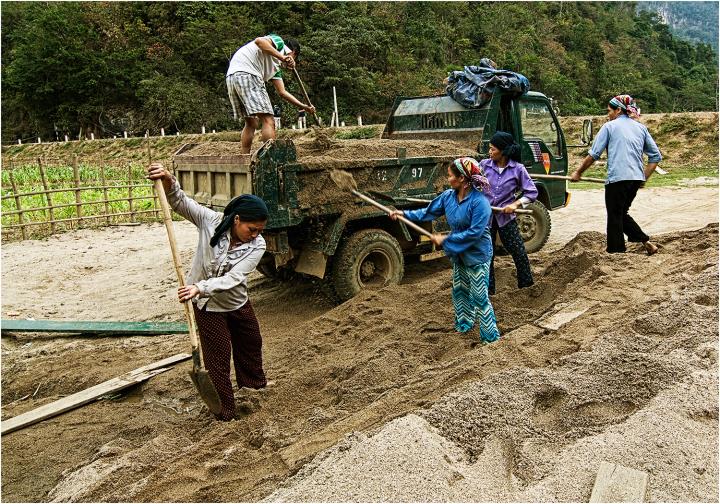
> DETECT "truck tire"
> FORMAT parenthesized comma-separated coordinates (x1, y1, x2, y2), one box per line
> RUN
(331, 229, 404, 302)
(516, 200, 551, 254)
(257, 255, 295, 281)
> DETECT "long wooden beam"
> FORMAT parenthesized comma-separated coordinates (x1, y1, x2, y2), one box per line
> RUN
(1, 319, 188, 336)
(1, 353, 191, 435)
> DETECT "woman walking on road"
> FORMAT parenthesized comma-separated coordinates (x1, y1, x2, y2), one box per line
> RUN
(571, 94, 662, 255)
(148, 162, 270, 421)
(390, 157, 500, 343)
(481, 131, 538, 295)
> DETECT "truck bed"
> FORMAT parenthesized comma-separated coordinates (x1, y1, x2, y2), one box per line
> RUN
(174, 133, 477, 166)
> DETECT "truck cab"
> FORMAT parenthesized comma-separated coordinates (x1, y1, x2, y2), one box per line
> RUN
(383, 89, 576, 252)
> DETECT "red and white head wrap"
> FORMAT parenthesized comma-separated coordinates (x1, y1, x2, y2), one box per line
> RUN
(609, 95, 641, 120)
(453, 157, 490, 193)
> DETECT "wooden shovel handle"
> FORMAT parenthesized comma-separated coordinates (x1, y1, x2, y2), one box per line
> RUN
(153, 179, 201, 352)
(405, 197, 532, 214)
(351, 189, 434, 238)
(292, 67, 321, 126)
(531, 173, 605, 184)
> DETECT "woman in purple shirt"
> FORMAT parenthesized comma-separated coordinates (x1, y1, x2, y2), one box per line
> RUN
(480, 131, 538, 295)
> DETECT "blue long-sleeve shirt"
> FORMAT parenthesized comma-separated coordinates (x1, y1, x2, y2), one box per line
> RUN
(589, 115, 662, 184)
(403, 188, 493, 266)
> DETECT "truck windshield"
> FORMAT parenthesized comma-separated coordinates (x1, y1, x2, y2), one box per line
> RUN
(519, 100, 561, 157)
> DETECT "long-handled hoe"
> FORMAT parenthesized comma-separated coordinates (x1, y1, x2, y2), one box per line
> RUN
(151, 152, 222, 415)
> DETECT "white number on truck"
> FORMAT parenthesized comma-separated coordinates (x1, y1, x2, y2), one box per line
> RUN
(411, 167, 423, 178)
(376, 170, 388, 181)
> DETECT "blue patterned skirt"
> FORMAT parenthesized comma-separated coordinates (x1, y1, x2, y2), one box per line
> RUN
(452, 260, 500, 342)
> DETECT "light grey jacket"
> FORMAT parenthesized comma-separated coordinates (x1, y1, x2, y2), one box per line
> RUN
(166, 177, 266, 312)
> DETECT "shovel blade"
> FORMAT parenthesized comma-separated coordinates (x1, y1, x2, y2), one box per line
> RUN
(189, 369, 222, 415)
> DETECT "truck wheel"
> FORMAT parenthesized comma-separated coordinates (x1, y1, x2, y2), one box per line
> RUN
(331, 229, 404, 302)
(516, 201, 551, 254)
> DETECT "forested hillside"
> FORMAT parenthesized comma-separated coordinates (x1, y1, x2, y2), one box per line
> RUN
(638, 1, 719, 51)
(1, 1, 717, 143)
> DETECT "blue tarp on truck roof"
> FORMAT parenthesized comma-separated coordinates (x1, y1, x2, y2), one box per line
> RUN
(446, 58, 530, 109)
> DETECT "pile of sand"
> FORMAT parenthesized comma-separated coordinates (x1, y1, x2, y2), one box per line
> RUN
(267, 240, 719, 501)
(1, 194, 717, 502)
(175, 130, 476, 167)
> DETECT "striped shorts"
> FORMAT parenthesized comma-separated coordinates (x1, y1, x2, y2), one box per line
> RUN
(226, 72, 274, 119)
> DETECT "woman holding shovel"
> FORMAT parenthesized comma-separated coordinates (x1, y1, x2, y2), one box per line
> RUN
(148, 162, 270, 421)
(389, 157, 500, 343)
(480, 131, 538, 295)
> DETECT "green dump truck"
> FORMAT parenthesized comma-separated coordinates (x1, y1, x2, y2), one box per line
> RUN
(173, 89, 592, 301)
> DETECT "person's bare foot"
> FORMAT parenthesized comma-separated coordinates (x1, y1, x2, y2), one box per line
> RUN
(644, 241, 658, 256)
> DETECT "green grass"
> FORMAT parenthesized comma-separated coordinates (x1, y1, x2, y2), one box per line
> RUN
(571, 163, 718, 190)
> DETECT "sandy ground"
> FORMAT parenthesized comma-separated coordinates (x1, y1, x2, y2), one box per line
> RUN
(1, 186, 718, 502)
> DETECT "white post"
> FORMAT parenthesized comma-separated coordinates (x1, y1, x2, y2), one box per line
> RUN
(341, 121, 345, 127)
(64, 135, 69, 142)
(212, 129, 216, 134)
(123, 131, 128, 139)
(176, 131, 180, 136)
(292, 125, 296, 130)
(37, 137, 41, 143)
(333, 86, 339, 128)
(90, 133, 95, 140)
(201, 125, 206, 134)
(145, 130, 149, 138)
(17, 139, 21, 145)
(161, 127, 165, 137)
(357, 115, 363, 126)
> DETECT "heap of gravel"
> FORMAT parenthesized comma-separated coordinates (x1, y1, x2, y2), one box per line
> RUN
(265, 260, 718, 502)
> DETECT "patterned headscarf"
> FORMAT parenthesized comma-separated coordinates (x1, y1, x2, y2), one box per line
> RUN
(453, 157, 490, 193)
(609, 95, 641, 120)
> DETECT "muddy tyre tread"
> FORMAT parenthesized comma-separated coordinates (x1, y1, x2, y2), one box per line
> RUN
(519, 200, 552, 254)
(331, 229, 404, 302)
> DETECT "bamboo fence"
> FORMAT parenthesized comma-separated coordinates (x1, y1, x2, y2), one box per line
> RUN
(1, 156, 163, 241)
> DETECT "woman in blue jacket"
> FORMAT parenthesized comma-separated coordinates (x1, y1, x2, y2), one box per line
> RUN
(390, 157, 500, 343)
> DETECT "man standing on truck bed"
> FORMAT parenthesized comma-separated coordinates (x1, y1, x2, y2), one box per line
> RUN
(226, 34, 316, 153)
(571, 94, 661, 255)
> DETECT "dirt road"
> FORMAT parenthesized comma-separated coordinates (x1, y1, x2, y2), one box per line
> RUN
(1, 186, 717, 502)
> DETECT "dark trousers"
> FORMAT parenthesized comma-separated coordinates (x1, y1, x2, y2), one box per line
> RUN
(193, 301, 267, 421)
(604, 180, 649, 253)
(489, 218, 534, 295)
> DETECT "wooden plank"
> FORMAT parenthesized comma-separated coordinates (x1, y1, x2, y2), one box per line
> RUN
(1, 319, 188, 335)
(1, 353, 191, 435)
(536, 301, 596, 331)
(589, 461, 649, 503)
